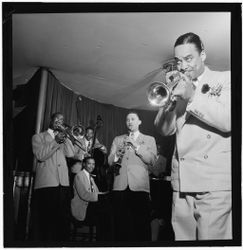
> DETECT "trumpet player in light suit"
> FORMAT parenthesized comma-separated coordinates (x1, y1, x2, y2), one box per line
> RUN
(108, 111, 157, 241)
(154, 32, 231, 240)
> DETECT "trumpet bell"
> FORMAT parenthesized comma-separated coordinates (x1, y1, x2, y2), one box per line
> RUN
(147, 81, 170, 107)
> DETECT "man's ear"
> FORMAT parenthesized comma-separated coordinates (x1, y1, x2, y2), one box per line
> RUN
(200, 50, 206, 62)
(139, 120, 142, 126)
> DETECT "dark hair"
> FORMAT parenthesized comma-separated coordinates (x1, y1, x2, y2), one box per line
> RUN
(83, 156, 95, 165)
(174, 32, 204, 53)
(49, 112, 63, 128)
(85, 126, 94, 132)
(127, 111, 140, 120)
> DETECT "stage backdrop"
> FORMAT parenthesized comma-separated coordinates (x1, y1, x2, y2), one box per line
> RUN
(13, 67, 175, 172)
(42, 69, 170, 151)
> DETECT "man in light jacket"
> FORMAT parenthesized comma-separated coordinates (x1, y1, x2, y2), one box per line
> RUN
(108, 111, 157, 241)
(154, 32, 231, 240)
(71, 156, 113, 240)
(32, 112, 75, 241)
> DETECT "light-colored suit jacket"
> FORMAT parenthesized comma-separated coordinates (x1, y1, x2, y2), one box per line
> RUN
(108, 133, 157, 193)
(71, 170, 99, 221)
(32, 131, 75, 189)
(155, 66, 231, 192)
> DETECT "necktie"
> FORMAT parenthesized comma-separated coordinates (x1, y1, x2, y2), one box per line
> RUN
(89, 175, 94, 192)
(130, 132, 134, 140)
(87, 140, 91, 151)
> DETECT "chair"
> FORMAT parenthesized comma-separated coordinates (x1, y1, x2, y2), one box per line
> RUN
(70, 216, 96, 242)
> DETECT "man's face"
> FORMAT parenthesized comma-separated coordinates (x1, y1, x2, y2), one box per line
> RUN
(84, 158, 95, 173)
(85, 129, 94, 141)
(126, 113, 141, 132)
(174, 43, 206, 80)
(50, 114, 64, 130)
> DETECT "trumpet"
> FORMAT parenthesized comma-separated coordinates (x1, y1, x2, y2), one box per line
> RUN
(147, 59, 185, 108)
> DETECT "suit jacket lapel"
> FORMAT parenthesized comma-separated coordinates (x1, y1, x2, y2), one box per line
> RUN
(137, 133, 145, 146)
(44, 131, 54, 142)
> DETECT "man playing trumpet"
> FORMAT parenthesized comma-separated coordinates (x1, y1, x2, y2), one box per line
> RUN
(154, 32, 231, 241)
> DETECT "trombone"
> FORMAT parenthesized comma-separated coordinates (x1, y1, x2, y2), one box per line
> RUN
(55, 124, 86, 151)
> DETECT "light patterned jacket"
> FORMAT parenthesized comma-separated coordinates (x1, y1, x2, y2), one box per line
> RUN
(32, 130, 75, 189)
(108, 132, 157, 193)
(71, 170, 99, 221)
(155, 66, 231, 192)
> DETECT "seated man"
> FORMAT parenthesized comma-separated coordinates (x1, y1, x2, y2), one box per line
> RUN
(71, 157, 113, 241)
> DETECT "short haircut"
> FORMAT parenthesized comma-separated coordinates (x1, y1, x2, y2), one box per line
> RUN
(174, 32, 204, 53)
(50, 112, 63, 121)
(49, 112, 63, 128)
(127, 111, 140, 120)
(85, 126, 94, 132)
(83, 156, 95, 165)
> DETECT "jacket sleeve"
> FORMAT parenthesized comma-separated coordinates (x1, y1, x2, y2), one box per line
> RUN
(63, 138, 75, 157)
(136, 136, 157, 166)
(186, 75, 231, 132)
(154, 106, 177, 136)
(74, 174, 98, 202)
(108, 137, 118, 166)
(32, 133, 60, 162)
(149, 154, 167, 176)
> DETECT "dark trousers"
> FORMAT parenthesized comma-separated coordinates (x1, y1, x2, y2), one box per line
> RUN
(112, 188, 151, 242)
(85, 194, 114, 241)
(150, 179, 174, 241)
(32, 186, 71, 242)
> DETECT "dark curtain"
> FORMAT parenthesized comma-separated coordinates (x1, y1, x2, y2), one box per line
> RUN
(13, 68, 42, 172)
(42, 69, 171, 152)
(12, 67, 175, 170)
(42, 71, 78, 131)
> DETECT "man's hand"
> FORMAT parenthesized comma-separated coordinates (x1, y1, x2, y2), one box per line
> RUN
(100, 145, 107, 154)
(116, 145, 125, 158)
(165, 70, 181, 85)
(125, 137, 139, 151)
(95, 144, 107, 154)
(55, 132, 66, 144)
(171, 72, 195, 102)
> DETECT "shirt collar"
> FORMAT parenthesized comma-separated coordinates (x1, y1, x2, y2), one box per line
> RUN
(129, 130, 140, 140)
(83, 169, 90, 180)
(47, 128, 55, 139)
(84, 137, 92, 146)
(197, 66, 208, 83)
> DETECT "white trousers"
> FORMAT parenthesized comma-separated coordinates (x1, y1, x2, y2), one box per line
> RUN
(172, 191, 232, 240)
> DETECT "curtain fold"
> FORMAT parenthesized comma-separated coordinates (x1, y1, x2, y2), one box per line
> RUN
(42, 69, 160, 151)
(42, 70, 78, 131)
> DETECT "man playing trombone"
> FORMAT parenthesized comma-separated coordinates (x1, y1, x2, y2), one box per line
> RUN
(32, 112, 76, 241)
